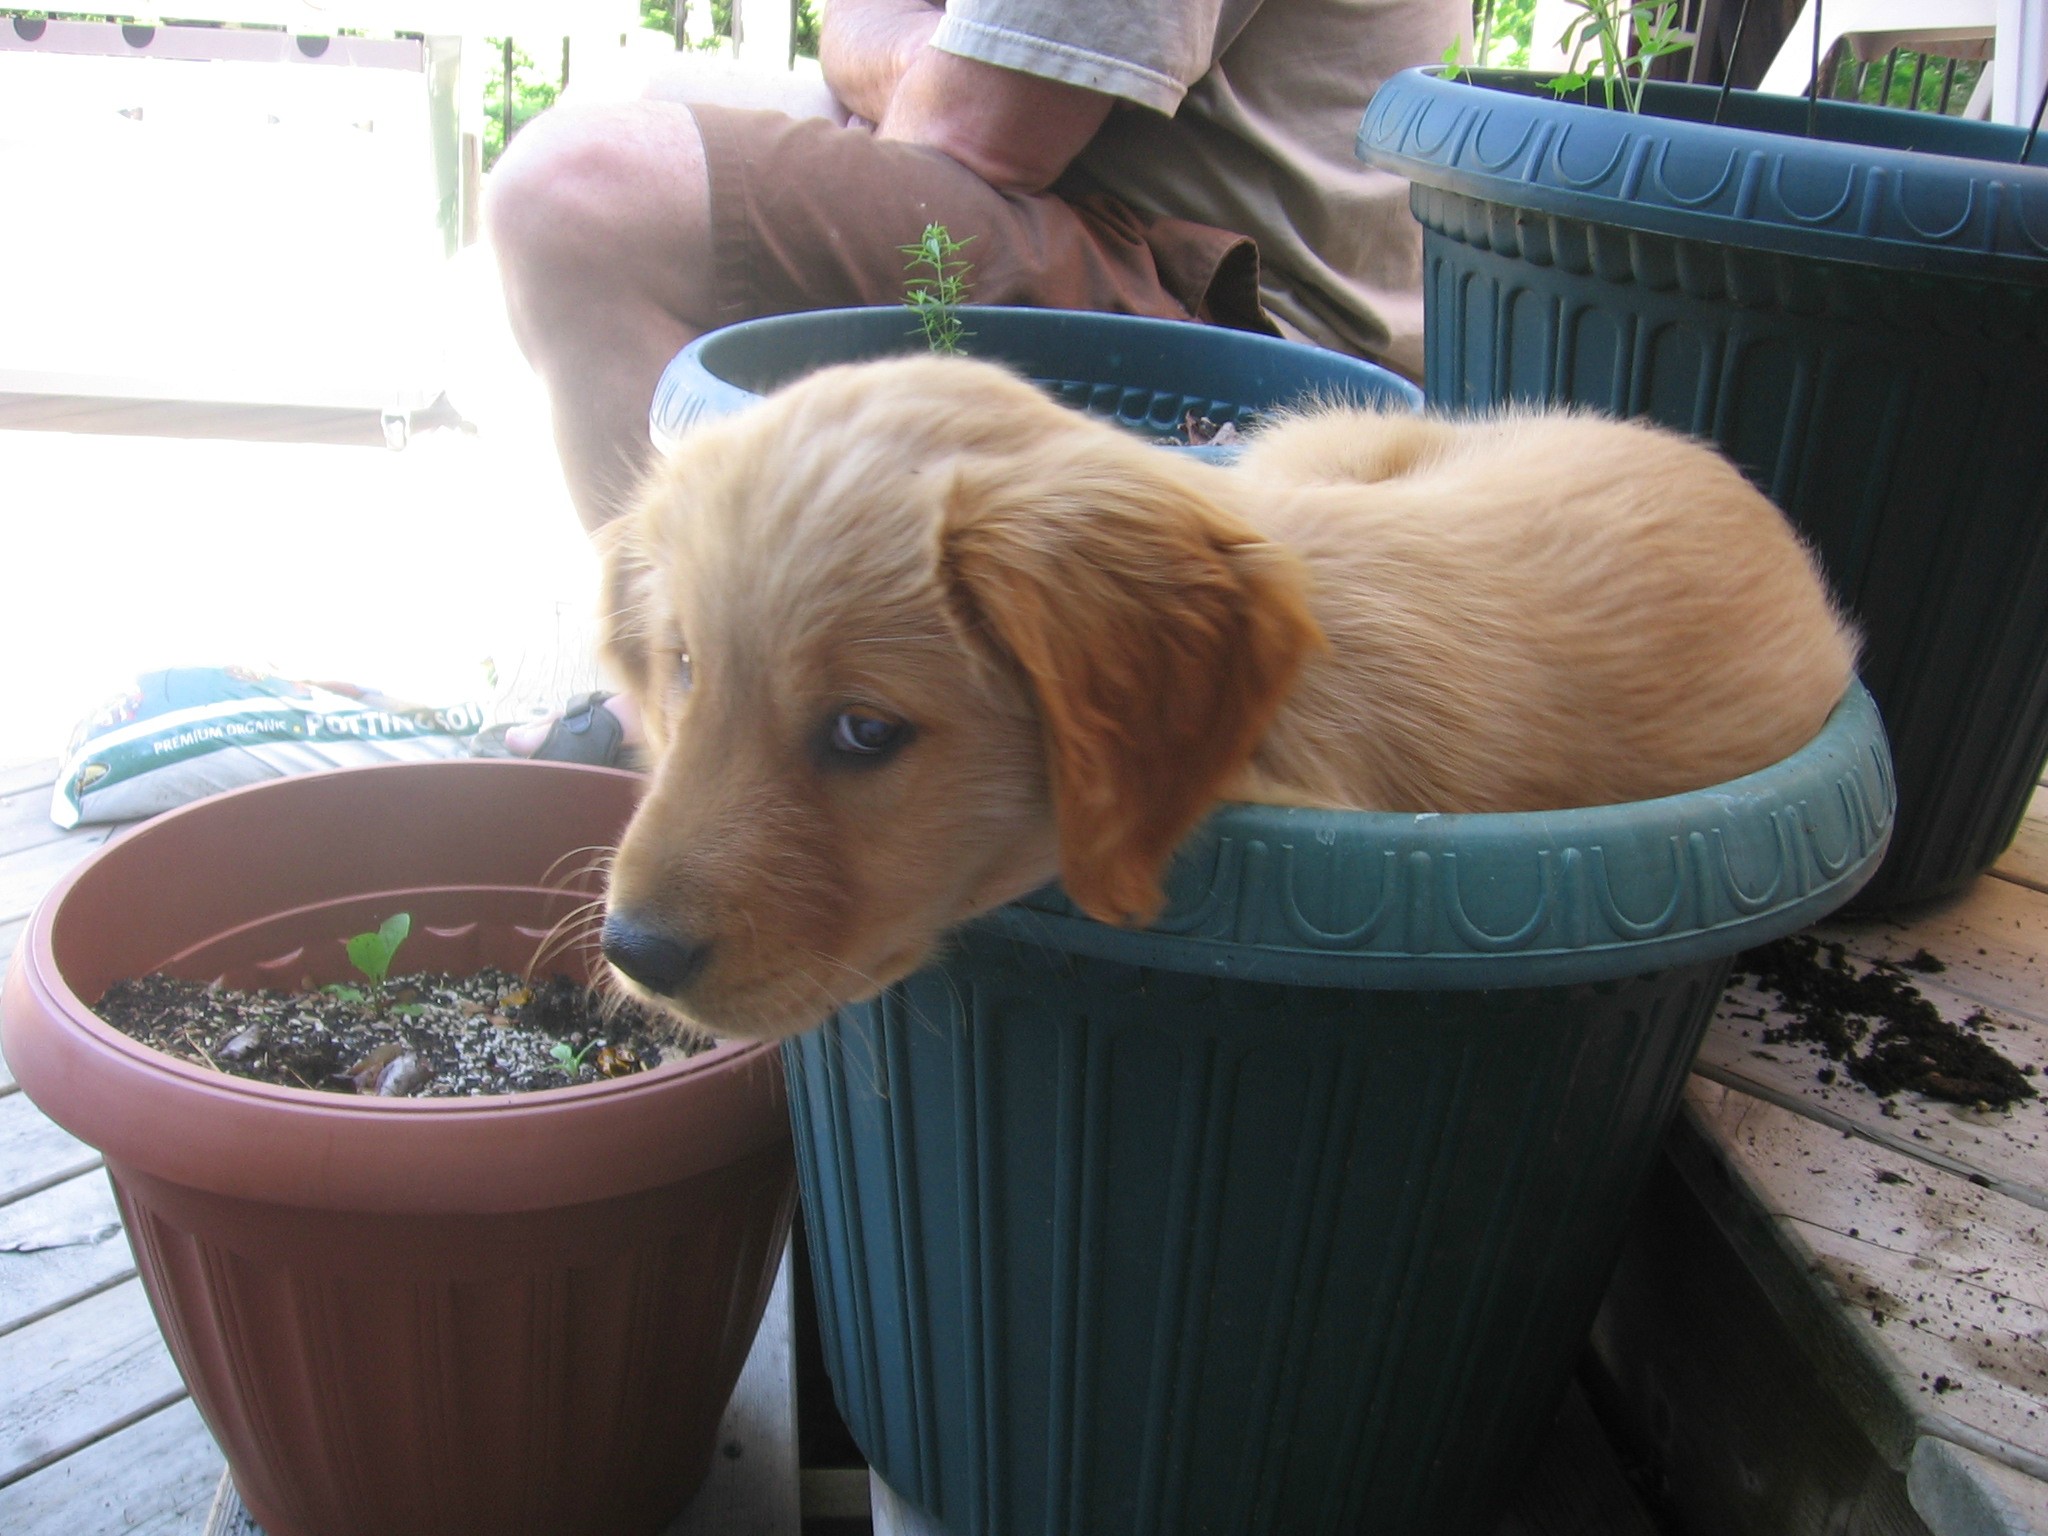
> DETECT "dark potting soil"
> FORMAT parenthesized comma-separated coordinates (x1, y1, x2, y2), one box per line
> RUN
(96, 969, 707, 1097)
(1733, 934, 2037, 1111)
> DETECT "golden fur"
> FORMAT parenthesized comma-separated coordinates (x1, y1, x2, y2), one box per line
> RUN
(599, 355, 1857, 1039)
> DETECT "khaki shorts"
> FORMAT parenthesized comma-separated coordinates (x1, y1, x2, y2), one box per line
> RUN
(691, 105, 1277, 336)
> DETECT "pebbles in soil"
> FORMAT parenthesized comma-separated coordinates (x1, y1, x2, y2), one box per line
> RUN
(97, 969, 707, 1097)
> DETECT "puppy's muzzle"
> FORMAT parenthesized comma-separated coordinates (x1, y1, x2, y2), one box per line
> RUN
(600, 912, 711, 997)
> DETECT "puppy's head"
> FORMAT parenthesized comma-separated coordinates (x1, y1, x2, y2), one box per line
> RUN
(599, 355, 1320, 1039)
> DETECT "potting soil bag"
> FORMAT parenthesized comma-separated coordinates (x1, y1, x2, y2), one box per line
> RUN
(52, 667, 487, 829)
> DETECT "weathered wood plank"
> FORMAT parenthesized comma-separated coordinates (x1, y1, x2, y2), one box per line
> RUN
(0, 778, 69, 864)
(1688, 1081, 2048, 1473)
(667, 1243, 800, 1536)
(1910, 1437, 2048, 1536)
(0, 829, 112, 931)
(0, 1398, 220, 1536)
(1697, 974, 2048, 1209)
(0, 1171, 134, 1339)
(0, 1093, 100, 1210)
(0, 1276, 187, 1488)
(1993, 788, 2048, 898)
(202, 1472, 260, 1536)
(1811, 880, 2048, 1030)
(0, 762, 59, 801)
(1592, 1130, 1946, 1536)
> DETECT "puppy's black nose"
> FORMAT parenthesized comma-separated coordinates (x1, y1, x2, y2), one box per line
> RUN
(601, 912, 711, 995)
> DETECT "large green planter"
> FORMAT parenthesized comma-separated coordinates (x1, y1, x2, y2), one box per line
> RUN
(650, 305, 1422, 454)
(652, 306, 1892, 1533)
(787, 685, 1890, 1535)
(1356, 67, 2048, 910)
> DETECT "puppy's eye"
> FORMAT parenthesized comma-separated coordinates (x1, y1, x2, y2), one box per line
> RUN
(676, 650, 693, 693)
(829, 708, 908, 759)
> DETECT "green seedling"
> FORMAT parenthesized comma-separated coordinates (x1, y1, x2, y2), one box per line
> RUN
(1547, 0, 1690, 113)
(901, 222, 975, 355)
(1440, 36, 1464, 81)
(551, 1038, 602, 1076)
(341, 912, 411, 994)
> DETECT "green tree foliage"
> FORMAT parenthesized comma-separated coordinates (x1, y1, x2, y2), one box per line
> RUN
(1831, 49, 1984, 115)
(484, 2, 822, 170)
(482, 39, 558, 170)
(1473, 0, 1535, 68)
(639, 0, 818, 57)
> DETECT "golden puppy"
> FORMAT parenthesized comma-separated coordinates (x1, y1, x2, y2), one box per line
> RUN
(596, 355, 1856, 1040)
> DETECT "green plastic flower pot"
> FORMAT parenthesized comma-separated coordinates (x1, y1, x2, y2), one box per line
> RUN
(1355, 67, 2048, 910)
(650, 306, 1423, 457)
(785, 684, 1892, 1536)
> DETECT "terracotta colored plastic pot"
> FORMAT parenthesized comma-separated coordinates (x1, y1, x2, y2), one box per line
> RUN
(0, 760, 795, 1536)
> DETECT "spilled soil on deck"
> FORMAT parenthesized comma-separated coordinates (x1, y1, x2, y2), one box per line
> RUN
(1733, 935, 2037, 1110)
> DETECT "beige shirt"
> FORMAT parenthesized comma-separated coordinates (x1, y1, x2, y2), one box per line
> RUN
(932, 0, 1466, 378)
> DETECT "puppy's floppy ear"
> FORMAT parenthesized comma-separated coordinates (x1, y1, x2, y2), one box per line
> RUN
(595, 514, 657, 707)
(942, 442, 1323, 927)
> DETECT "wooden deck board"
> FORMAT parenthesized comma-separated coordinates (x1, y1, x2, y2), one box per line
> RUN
(0, 1277, 188, 1490)
(1807, 882, 2048, 1028)
(1920, 1441, 2048, 1533)
(0, 830, 114, 935)
(0, 774, 70, 863)
(0, 1092, 100, 1210)
(1995, 788, 2048, 897)
(668, 1248, 802, 1536)
(5, 745, 2048, 1532)
(0, 1399, 222, 1536)
(0, 762, 60, 800)
(0, 1171, 133, 1340)
(1686, 1081, 2048, 1472)
(1695, 976, 2048, 1211)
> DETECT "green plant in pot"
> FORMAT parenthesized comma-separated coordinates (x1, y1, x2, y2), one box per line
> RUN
(1356, 18, 2048, 911)
(642, 301, 1896, 1531)
(0, 760, 796, 1536)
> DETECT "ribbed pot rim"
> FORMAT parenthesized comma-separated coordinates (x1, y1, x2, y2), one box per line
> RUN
(1, 760, 789, 1215)
(1356, 67, 2048, 283)
(984, 681, 1894, 990)
(650, 305, 1423, 453)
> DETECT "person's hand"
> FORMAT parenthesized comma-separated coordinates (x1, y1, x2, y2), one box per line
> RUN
(820, 0, 942, 125)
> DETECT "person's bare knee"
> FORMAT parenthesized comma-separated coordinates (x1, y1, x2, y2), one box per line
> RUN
(485, 101, 714, 530)
(486, 101, 714, 327)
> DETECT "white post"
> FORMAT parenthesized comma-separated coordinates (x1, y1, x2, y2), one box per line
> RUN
(1526, 0, 1580, 71)
(731, 0, 794, 71)
(1994, 0, 2048, 127)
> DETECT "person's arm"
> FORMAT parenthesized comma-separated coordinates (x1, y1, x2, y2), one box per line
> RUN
(878, 46, 1114, 196)
(820, 0, 943, 126)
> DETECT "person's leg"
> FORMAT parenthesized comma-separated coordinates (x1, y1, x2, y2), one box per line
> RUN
(488, 64, 849, 534)
(487, 101, 715, 533)
(487, 98, 1269, 757)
